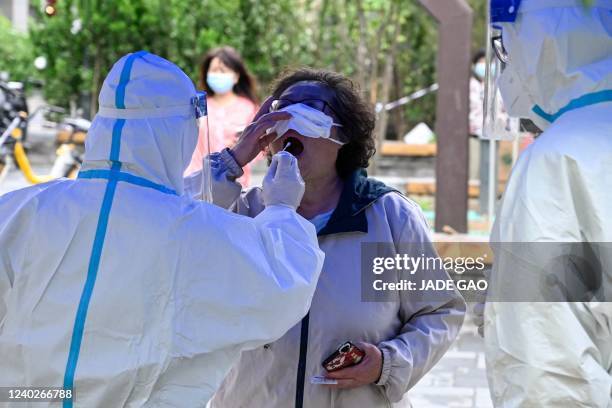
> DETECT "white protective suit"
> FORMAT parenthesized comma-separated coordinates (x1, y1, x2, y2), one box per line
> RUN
(0, 51, 324, 407)
(485, 1, 612, 407)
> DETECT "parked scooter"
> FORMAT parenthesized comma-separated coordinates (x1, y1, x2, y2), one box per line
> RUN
(50, 115, 90, 178)
(0, 78, 34, 184)
(0, 75, 90, 186)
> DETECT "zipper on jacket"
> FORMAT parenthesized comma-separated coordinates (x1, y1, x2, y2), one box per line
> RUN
(295, 312, 310, 408)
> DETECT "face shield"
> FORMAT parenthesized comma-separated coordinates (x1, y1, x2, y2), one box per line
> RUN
(192, 91, 213, 203)
(483, 0, 522, 141)
(483, 23, 522, 141)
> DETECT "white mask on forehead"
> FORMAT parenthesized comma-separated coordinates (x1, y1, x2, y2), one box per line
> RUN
(268, 103, 345, 145)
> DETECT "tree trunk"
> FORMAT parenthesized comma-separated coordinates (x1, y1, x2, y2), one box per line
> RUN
(336, 0, 354, 71)
(314, 0, 330, 64)
(391, 63, 408, 140)
(367, 2, 394, 105)
(90, 46, 103, 119)
(355, 0, 368, 91)
(371, 3, 401, 173)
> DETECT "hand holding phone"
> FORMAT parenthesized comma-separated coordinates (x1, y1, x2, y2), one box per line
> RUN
(322, 341, 366, 372)
(316, 341, 384, 390)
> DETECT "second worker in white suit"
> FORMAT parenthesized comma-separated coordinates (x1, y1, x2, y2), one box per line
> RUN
(482, 1, 612, 406)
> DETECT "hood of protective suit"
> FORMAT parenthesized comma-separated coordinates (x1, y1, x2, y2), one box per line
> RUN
(498, 0, 612, 129)
(82, 51, 198, 195)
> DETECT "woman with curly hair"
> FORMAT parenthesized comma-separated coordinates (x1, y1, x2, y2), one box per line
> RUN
(185, 68, 465, 407)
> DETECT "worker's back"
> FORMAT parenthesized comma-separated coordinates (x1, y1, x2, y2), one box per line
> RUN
(0, 177, 200, 405)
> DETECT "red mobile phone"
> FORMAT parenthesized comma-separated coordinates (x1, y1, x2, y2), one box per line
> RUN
(322, 341, 366, 372)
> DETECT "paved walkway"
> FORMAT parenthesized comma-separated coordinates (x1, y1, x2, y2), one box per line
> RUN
(409, 312, 492, 408)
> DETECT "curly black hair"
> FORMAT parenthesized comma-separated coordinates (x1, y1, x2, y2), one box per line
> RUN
(270, 68, 376, 179)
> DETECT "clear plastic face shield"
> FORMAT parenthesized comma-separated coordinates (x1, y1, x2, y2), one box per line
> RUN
(192, 91, 213, 203)
(483, 24, 519, 140)
(483, 1, 521, 141)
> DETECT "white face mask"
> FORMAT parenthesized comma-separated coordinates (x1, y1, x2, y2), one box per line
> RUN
(268, 103, 345, 145)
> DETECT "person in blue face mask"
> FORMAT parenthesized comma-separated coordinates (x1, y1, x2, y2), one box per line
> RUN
(185, 46, 259, 186)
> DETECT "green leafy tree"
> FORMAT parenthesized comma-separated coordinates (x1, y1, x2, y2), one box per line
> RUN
(29, 0, 314, 116)
(29, 0, 486, 136)
(0, 16, 35, 83)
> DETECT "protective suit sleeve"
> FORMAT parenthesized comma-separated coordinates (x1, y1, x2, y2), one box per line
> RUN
(149, 203, 324, 405)
(0, 186, 47, 323)
(183, 148, 244, 208)
(241, 204, 324, 346)
(172, 202, 324, 353)
(376, 201, 466, 402)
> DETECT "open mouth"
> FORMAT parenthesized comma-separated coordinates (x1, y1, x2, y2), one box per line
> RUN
(282, 136, 304, 157)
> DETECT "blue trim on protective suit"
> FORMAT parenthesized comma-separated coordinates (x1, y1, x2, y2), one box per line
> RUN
(62, 172, 119, 406)
(78, 169, 177, 196)
(115, 50, 147, 109)
(110, 119, 125, 164)
(63, 51, 147, 407)
(532, 90, 612, 124)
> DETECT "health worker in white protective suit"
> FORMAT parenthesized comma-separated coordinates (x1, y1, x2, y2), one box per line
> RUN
(482, 0, 612, 407)
(0, 51, 324, 407)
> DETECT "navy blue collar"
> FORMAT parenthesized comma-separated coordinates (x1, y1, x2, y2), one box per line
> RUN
(318, 169, 396, 236)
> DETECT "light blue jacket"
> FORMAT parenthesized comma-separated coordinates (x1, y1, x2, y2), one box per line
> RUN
(185, 150, 466, 407)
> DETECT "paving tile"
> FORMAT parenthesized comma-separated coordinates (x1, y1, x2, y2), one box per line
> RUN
(475, 388, 494, 408)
